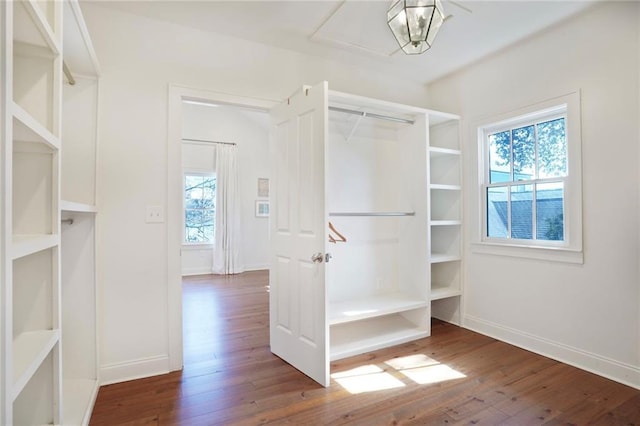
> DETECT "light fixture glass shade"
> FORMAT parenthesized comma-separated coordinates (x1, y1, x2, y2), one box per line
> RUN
(387, 0, 445, 55)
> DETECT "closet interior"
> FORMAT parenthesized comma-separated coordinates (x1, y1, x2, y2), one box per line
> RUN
(325, 90, 462, 361)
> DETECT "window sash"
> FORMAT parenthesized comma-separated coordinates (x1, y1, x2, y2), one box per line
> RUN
(482, 178, 567, 246)
(184, 173, 216, 244)
(481, 112, 568, 247)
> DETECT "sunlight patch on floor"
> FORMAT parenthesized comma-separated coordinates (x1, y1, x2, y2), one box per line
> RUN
(331, 364, 405, 394)
(332, 354, 466, 394)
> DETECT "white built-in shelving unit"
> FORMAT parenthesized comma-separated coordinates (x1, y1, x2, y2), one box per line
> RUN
(2, 1, 64, 424)
(1, 1, 100, 424)
(60, 0, 101, 424)
(323, 91, 464, 362)
(428, 115, 463, 324)
(326, 91, 431, 361)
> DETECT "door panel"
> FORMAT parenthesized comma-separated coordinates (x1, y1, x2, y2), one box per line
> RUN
(269, 82, 329, 387)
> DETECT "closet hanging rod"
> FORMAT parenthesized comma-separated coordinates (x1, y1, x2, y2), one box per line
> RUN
(329, 106, 415, 125)
(182, 138, 236, 146)
(329, 212, 415, 217)
(63, 61, 75, 86)
(61, 218, 74, 225)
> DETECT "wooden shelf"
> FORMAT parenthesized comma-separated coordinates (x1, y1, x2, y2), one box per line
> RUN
(60, 200, 97, 213)
(331, 314, 429, 361)
(12, 234, 59, 260)
(63, 378, 99, 426)
(430, 285, 462, 301)
(329, 293, 428, 325)
(12, 330, 59, 400)
(13, 103, 60, 150)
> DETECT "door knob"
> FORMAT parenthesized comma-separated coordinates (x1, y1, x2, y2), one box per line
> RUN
(311, 252, 324, 263)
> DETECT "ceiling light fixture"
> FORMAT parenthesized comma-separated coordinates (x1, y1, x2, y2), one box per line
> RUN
(387, 0, 446, 55)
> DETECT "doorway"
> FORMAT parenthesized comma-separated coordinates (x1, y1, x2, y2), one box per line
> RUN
(167, 86, 276, 370)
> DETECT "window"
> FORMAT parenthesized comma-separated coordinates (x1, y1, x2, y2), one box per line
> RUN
(475, 92, 582, 262)
(184, 173, 216, 243)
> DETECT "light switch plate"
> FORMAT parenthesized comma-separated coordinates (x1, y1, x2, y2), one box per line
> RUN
(146, 205, 164, 223)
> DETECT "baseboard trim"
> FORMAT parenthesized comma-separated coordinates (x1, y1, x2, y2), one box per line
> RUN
(181, 267, 212, 276)
(244, 264, 269, 272)
(464, 315, 640, 390)
(181, 264, 269, 276)
(100, 355, 171, 386)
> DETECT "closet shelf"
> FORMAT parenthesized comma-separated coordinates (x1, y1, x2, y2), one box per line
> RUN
(12, 329, 60, 400)
(430, 286, 462, 301)
(13, 103, 60, 150)
(430, 253, 462, 264)
(330, 314, 429, 361)
(329, 293, 428, 325)
(13, 0, 61, 54)
(12, 234, 59, 260)
(63, 379, 99, 426)
(430, 184, 461, 191)
(63, 0, 100, 77)
(429, 147, 461, 157)
(61, 200, 97, 213)
(430, 220, 461, 226)
(329, 212, 415, 217)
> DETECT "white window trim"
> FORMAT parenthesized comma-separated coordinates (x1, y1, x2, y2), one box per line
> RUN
(471, 91, 583, 264)
(183, 170, 216, 246)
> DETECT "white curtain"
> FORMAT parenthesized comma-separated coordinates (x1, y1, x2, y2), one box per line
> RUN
(212, 144, 244, 274)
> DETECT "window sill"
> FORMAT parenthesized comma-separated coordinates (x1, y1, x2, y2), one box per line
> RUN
(471, 242, 583, 264)
(182, 243, 214, 250)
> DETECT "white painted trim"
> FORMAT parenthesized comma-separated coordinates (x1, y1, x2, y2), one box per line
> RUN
(181, 267, 212, 277)
(470, 91, 583, 261)
(99, 355, 170, 386)
(167, 84, 278, 374)
(464, 315, 640, 390)
(244, 264, 269, 272)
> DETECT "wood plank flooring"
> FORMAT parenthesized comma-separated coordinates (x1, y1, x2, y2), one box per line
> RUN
(90, 271, 640, 425)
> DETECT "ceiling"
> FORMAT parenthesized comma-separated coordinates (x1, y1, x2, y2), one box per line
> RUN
(91, 0, 597, 84)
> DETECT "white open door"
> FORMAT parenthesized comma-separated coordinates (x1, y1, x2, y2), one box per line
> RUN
(269, 82, 329, 387)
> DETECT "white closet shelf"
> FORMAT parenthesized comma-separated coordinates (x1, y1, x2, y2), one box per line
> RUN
(329, 293, 428, 325)
(429, 147, 461, 157)
(63, 378, 99, 426)
(13, 0, 61, 54)
(12, 234, 59, 260)
(63, 0, 100, 77)
(331, 314, 429, 361)
(13, 103, 60, 150)
(12, 329, 60, 400)
(430, 285, 462, 301)
(329, 212, 415, 217)
(60, 200, 97, 213)
(430, 220, 462, 226)
(430, 253, 462, 264)
(430, 184, 462, 191)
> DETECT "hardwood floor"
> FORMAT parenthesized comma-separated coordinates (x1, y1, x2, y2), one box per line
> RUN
(90, 271, 640, 425)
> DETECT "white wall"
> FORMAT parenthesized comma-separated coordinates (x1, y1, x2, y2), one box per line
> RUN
(82, 3, 430, 383)
(427, 2, 640, 387)
(181, 104, 270, 275)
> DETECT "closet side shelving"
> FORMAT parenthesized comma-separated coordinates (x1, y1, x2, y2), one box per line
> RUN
(4, 0, 64, 424)
(60, 0, 101, 424)
(427, 116, 463, 324)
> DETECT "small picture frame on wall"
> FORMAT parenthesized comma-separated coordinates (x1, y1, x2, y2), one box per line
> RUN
(257, 178, 269, 198)
(255, 200, 269, 217)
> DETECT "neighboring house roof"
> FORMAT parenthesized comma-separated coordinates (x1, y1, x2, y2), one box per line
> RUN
(487, 188, 563, 240)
